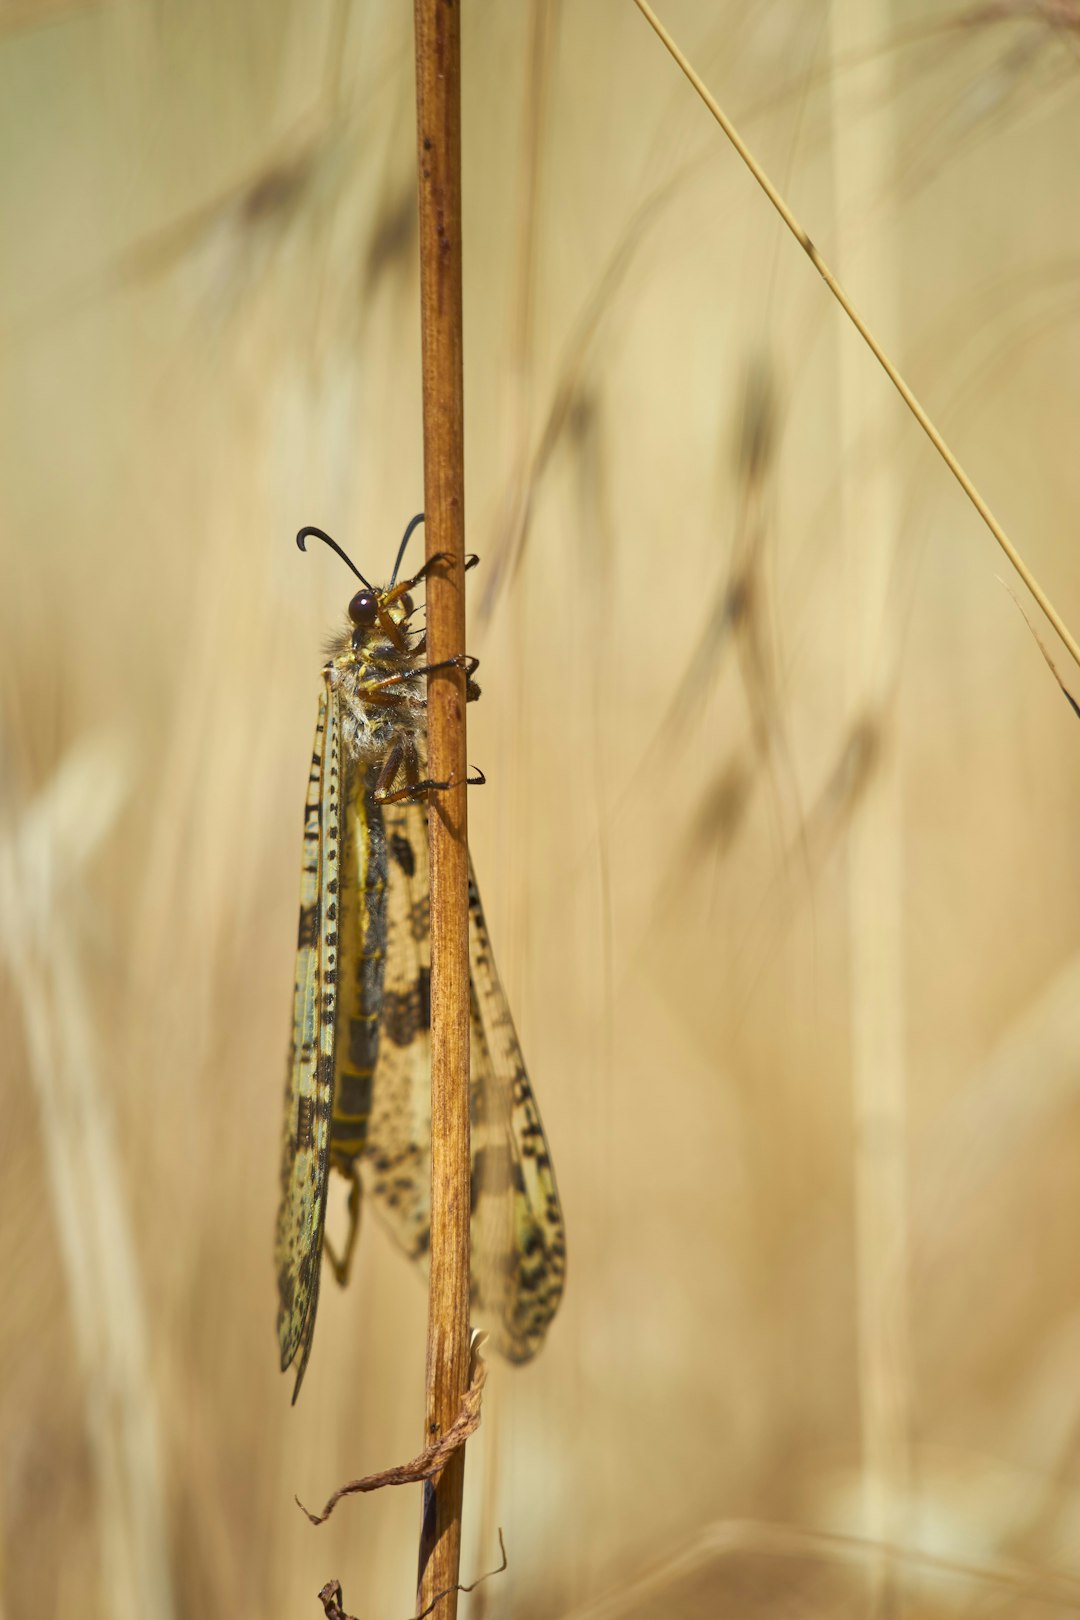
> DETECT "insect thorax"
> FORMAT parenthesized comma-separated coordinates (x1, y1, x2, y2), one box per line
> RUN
(326, 633, 426, 769)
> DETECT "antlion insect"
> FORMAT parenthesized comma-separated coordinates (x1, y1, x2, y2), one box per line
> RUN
(275, 514, 566, 1402)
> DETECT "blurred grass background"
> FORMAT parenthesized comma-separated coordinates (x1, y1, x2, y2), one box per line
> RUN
(4, 1, 1080, 1615)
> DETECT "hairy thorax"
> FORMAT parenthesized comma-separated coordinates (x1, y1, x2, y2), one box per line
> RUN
(325, 627, 426, 769)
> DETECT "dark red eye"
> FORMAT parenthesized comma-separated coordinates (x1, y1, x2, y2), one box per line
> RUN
(348, 590, 378, 626)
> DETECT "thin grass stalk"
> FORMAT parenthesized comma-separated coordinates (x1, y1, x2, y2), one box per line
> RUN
(555, 1515, 1080, 1620)
(632, 0, 1080, 674)
(827, 2, 912, 1609)
(412, 2, 471, 1616)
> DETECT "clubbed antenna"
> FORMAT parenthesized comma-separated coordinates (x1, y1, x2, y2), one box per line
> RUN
(296, 526, 374, 590)
(390, 512, 426, 587)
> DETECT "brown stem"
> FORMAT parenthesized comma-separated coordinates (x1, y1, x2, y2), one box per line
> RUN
(413, 3, 471, 1618)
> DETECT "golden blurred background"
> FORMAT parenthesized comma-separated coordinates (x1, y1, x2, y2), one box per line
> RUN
(4, 1, 1080, 1615)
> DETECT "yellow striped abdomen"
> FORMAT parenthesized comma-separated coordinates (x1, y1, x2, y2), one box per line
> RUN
(330, 761, 388, 1168)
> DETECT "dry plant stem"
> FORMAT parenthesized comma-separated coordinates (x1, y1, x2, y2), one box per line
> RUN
(828, 1, 911, 1608)
(0, 744, 175, 1620)
(413, 2, 471, 1617)
(557, 1515, 1080, 1620)
(298, 1345, 488, 1525)
(632, 0, 1080, 674)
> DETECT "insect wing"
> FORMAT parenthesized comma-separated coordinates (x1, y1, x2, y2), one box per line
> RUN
(275, 678, 342, 1401)
(467, 868, 566, 1361)
(355, 804, 567, 1363)
(361, 798, 433, 1261)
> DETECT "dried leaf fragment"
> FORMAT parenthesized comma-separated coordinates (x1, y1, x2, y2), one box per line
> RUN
(298, 1337, 488, 1526)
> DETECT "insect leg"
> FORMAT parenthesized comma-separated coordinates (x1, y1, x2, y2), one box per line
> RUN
(323, 1163, 363, 1287)
(371, 737, 407, 802)
(368, 636, 479, 703)
(396, 550, 479, 590)
(378, 766, 486, 804)
(373, 732, 485, 804)
(366, 654, 479, 695)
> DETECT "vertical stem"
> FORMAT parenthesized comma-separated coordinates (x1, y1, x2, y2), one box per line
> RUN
(413, 3, 471, 1618)
(828, 3, 911, 1612)
(0, 755, 175, 1620)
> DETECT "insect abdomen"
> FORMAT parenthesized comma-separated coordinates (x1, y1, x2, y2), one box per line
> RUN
(330, 763, 389, 1166)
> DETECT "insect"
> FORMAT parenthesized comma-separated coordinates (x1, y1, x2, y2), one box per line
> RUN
(275, 514, 566, 1402)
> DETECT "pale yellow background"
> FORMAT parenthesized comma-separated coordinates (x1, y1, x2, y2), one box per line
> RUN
(3, 3, 1080, 1616)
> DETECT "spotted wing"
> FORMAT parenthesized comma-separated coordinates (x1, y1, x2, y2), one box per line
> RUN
(467, 867, 566, 1361)
(361, 807, 566, 1362)
(275, 676, 342, 1402)
(361, 797, 433, 1261)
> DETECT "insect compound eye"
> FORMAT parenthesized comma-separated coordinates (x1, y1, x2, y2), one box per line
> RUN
(348, 590, 379, 626)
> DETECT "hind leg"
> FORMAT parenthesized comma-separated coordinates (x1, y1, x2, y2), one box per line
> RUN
(324, 1162, 362, 1287)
